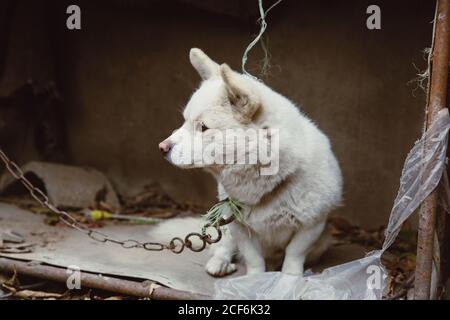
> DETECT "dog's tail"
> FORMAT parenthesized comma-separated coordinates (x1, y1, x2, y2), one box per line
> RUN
(151, 216, 333, 261)
(148, 216, 205, 247)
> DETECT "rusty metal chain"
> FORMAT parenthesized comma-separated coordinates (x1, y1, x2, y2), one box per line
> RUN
(0, 149, 234, 254)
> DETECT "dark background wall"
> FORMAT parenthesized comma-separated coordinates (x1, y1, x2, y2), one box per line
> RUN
(0, 0, 435, 228)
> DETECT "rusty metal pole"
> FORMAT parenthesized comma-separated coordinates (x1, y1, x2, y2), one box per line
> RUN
(414, 0, 450, 300)
(0, 258, 211, 300)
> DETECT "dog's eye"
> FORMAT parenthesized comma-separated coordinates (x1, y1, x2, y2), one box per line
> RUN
(201, 123, 209, 132)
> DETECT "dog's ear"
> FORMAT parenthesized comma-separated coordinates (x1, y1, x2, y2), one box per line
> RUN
(220, 64, 259, 123)
(190, 48, 219, 80)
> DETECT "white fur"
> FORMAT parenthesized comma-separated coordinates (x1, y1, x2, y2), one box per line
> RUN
(155, 48, 343, 277)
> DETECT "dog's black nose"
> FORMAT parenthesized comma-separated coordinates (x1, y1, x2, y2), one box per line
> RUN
(159, 140, 172, 155)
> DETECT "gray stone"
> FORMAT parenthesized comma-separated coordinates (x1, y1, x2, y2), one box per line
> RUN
(0, 161, 120, 210)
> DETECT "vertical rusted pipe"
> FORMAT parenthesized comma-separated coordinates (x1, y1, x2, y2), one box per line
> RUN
(414, 0, 450, 300)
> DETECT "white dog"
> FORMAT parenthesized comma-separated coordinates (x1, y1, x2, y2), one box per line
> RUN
(155, 48, 342, 277)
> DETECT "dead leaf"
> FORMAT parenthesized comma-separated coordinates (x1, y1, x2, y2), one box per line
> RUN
(13, 289, 62, 299)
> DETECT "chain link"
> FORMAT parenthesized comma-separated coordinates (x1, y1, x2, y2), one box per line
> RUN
(0, 149, 234, 254)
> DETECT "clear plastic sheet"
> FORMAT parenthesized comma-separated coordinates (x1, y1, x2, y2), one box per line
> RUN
(214, 109, 450, 300)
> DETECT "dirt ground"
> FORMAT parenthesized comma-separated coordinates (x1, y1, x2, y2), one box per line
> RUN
(0, 184, 418, 300)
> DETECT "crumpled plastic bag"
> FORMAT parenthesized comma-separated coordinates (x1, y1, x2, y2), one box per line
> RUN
(214, 109, 450, 300)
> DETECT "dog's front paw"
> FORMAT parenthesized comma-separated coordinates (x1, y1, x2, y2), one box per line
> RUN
(205, 257, 237, 277)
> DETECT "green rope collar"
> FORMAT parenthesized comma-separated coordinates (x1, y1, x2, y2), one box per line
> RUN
(202, 198, 248, 227)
